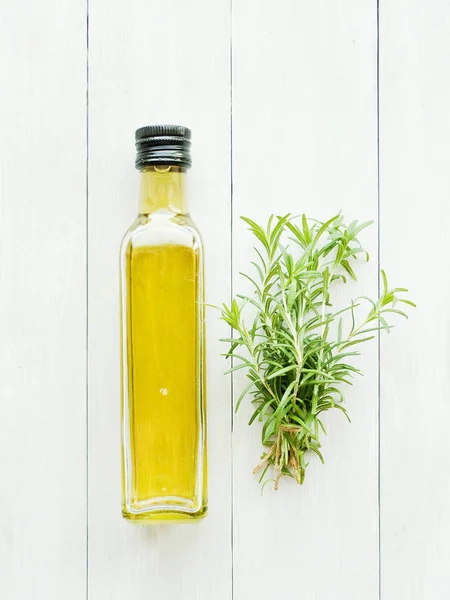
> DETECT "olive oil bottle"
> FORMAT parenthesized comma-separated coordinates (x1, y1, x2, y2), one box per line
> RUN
(120, 125, 206, 522)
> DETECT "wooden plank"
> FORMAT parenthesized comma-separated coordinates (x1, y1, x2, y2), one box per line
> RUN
(87, 1, 232, 597)
(379, 1, 450, 597)
(0, 2, 87, 598)
(231, 2, 379, 598)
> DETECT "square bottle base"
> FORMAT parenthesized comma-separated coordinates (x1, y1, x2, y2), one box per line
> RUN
(122, 504, 207, 523)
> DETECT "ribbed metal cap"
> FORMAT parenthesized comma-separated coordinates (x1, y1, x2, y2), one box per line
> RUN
(135, 124, 192, 169)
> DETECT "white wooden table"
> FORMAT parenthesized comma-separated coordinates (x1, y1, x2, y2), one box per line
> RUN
(1, 1, 449, 598)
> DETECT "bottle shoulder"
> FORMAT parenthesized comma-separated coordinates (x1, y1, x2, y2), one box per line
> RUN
(120, 212, 203, 254)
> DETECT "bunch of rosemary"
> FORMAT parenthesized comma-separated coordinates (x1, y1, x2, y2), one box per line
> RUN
(221, 214, 414, 489)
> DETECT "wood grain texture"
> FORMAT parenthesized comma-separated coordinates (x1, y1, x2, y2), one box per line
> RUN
(87, 1, 232, 598)
(2, 1, 450, 598)
(0, 1, 87, 598)
(231, 2, 379, 599)
(379, 2, 450, 598)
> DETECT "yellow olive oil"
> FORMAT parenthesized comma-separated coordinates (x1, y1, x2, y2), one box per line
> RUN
(127, 244, 199, 502)
(121, 125, 206, 522)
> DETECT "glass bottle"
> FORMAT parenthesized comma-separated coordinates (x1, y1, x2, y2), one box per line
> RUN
(120, 125, 207, 522)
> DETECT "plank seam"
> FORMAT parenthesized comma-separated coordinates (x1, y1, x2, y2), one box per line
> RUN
(86, 1, 90, 598)
(230, 0, 235, 598)
(376, 0, 381, 599)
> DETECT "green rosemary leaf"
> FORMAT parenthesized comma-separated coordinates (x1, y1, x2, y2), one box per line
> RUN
(220, 213, 414, 489)
(224, 363, 252, 375)
(285, 220, 306, 247)
(302, 214, 312, 244)
(266, 365, 298, 380)
(239, 272, 261, 292)
(236, 381, 256, 412)
(251, 261, 264, 282)
(313, 213, 341, 244)
(349, 220, 374, 238)
(337, 317, 343, 343)
(241, 217, 270, 252)
(382, 308, 409, 318)
(340, 336, 375, 349)
(399, 298, 417, 307)
(341, 259, 357, 281)
(381, 269, 389, 295)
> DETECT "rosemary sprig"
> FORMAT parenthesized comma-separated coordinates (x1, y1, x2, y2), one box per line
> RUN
(221, 213, 415, 489)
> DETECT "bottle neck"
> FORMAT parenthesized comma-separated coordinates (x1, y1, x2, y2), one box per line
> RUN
(138, 166, 188, 215)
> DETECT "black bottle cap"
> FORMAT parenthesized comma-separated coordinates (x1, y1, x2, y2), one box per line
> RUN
(135, 124, 192, 169)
